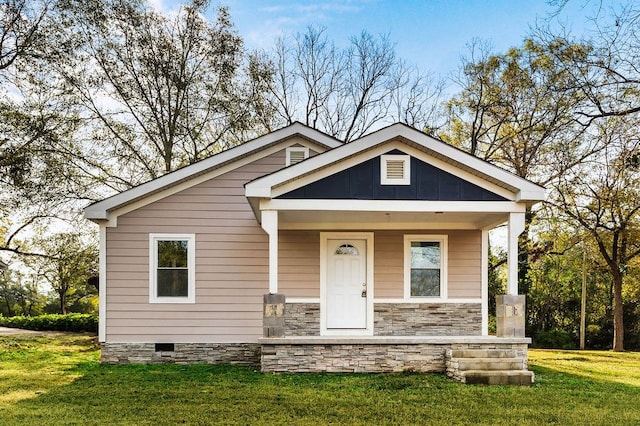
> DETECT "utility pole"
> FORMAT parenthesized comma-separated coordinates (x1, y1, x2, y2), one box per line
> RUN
(580, 243, 587, 350)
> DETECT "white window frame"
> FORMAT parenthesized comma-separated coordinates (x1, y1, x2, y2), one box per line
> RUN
(381, 154, 411, 185)
(404, 234, 448, 299)
(149, 233, 196, 304)
(286, 146, 309, 166)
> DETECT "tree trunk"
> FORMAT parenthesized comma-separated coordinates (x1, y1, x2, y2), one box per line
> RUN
(612, 271, 624, 351)
(60, 292, 67, 315)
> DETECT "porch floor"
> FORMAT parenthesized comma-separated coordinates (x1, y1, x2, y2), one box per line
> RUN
(258, 335, 531, 345)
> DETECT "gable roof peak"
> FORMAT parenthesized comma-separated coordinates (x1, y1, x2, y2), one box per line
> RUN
(85, 123, 343, 222)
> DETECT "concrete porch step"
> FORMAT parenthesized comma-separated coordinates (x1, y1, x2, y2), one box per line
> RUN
(460, 370, 535, 386)
(449, 349, 518, 359)
(454, 357, 526, 371)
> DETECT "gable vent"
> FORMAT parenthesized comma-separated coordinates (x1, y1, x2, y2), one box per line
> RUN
(381, 154, 411, 185)
(286, 147, 309, 166)
(386, 160, 405, 179)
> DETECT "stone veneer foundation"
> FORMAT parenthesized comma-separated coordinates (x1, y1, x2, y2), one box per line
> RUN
(101, 343, 261, 365)
(259, 337, 530, 373)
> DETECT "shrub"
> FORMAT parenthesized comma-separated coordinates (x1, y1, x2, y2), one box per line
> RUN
(0, 313, 98, 333)
(532, 328, 577, 349)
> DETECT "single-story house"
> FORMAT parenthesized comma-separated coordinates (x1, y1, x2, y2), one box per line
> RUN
(85, 122, 544, 385)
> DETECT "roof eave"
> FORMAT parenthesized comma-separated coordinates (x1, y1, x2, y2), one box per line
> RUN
(83, 123, 342, 221)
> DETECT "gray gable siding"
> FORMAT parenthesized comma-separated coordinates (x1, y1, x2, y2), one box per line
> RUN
(277, 151, 507, 201)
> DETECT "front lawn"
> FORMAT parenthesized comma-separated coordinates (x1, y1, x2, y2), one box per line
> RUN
(1, 335, 639, 425)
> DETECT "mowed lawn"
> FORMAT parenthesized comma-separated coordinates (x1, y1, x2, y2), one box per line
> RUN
(1, 335, 639, 425)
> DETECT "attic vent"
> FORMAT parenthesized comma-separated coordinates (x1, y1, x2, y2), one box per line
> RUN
(286, 147, 309, 166)
(381, 154, 410, 185)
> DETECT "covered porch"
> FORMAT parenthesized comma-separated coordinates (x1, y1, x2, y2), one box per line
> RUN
(254, 203, 531, 383)
(257, 201, 527, 338)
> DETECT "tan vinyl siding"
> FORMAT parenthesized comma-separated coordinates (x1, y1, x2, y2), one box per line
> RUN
(373, 230, 481, 299)
(373, 231, 404, 298)
(279, 231, 320, 298)
(105, 151, 289, 344)
(272, 229, 481, 300)
(447, 231, 482, 298)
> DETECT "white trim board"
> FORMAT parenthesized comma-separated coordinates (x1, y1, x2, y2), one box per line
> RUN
(373, 298, 482, 304)
(98, 224, 107, 342)
(85, 123, 342, 223)
(245, 123, 545, 202)
(261, 199, 526, 213)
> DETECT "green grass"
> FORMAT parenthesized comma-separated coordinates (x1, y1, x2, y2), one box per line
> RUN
(1, 335, 639, 425)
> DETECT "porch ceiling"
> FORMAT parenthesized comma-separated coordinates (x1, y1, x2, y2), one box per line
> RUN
(277, 209, 509, 230)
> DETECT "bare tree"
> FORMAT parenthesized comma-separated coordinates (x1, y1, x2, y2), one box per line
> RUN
(266, 26, 443, 141)
(535, 3, 640, 124)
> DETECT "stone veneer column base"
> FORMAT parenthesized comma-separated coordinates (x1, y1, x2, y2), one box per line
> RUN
(101, 342, 261, 365)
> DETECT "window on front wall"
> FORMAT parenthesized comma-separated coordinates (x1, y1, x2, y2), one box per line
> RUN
(404, 235, 447, 299)
(149, 234, 195, 303)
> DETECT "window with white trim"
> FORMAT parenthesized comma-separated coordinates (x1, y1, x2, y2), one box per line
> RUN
(404, 235, 447, 298)
(149, 234, 195, 303)
(286, 146, 309, 166)
(381, 154, 410, 185)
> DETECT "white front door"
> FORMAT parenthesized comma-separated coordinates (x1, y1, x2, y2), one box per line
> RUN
(326, 239, 367, 329)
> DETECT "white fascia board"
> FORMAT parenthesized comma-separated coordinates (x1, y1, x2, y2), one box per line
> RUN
(516, 188, 547, 202)
(245, 123, 545, 202)
(251, 140, 516, 201)
(84, 123, 341, 222)
(261, 199, 527, 213)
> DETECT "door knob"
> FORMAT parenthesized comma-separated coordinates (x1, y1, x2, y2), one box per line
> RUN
(361, 289, 367, 298)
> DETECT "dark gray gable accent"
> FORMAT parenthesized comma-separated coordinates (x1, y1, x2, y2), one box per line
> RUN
(277, 150, 507, 201)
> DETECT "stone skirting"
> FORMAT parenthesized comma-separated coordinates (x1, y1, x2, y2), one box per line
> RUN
(374, 303, 482, 336)
(101, 342, 261, 365)
(259, 337, 530, 373)
(285, 303, 320, 336)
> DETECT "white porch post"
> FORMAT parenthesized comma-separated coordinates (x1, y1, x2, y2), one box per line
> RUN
(507, 212, 525, 295)
(481, 228, 489, 336)
(98, 222, 107, 342)
(261, 210, 279, 294)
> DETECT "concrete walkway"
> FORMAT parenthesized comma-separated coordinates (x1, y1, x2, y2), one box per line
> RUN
(0, 326, 59, 335)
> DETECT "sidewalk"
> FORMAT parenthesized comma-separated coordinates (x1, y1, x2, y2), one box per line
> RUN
(0, 326, 59, 335)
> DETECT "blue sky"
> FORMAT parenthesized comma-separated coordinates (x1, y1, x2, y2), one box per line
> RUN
(216, 0, 616, 77)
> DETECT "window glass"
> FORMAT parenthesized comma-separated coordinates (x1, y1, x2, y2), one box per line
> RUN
(150, 234, 194, 303)
(335, 244, 359, 255)
(157, 240, 189, 297)
(157, 269, 189, 297)
(157, 240, 188, 268)
(410, 241, 441, 297)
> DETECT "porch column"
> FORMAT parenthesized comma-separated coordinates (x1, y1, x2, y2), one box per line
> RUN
(507, 212, 525, 295)
(261, 210, 278, 294)
(481, 228, 489, 336)
(497, 212, 526, 338)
